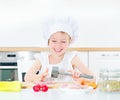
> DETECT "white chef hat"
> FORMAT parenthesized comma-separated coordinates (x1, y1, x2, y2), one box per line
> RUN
(42, 16, 78, 41)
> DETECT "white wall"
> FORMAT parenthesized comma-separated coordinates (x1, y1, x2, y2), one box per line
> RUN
(0, 0, 120, 47)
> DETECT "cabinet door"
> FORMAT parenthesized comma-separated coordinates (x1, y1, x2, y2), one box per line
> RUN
(89, 51, 120, 79)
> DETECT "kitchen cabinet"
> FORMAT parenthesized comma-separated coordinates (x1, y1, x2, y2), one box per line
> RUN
(89, 51, 120, 80)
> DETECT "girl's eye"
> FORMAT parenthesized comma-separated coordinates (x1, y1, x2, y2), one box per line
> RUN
(52, 40, 57, 42)
(61, 41, 66, 43)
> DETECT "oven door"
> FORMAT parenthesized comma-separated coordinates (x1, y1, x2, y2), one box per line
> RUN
(0, 62, 18, 81)
(0, 68, 18, 81)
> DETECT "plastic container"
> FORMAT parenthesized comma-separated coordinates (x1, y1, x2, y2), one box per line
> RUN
(98, 69, 120, 92)
(0, 81, 21, 92)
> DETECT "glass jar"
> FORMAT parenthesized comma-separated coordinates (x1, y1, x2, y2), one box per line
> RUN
(98, 69, 120, 92)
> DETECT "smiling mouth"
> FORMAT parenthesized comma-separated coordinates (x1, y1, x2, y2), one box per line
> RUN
(54, 49, 63, 53)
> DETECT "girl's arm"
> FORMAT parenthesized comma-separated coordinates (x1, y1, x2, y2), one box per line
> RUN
(71, 55, 96, 82)
(24, 58, 48, 83)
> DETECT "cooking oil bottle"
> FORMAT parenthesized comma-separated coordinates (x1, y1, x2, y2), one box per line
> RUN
(98, 69, 120, 92)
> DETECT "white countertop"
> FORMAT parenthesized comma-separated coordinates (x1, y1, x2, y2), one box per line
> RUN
(0, 88, 120, 100)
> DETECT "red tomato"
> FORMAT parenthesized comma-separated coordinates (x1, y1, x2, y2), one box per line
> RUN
(41, 85, 48, 92)
(33, 84, 41, 92)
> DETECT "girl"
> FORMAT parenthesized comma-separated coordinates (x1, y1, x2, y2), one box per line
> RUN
(24, 17, 96, 83)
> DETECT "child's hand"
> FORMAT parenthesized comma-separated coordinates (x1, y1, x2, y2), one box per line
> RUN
(67, 70, 81, 78)
(40, 68, 49, 81)
(34, 68, 49, 83)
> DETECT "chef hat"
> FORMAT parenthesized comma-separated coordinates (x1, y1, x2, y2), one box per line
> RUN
(42, 16, 78, 41)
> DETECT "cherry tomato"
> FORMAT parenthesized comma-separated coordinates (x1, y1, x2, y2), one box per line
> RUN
(33, 84, 41, 92)
(41, 85, 48, 92)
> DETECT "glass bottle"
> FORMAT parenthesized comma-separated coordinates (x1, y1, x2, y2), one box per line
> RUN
(98, 69, 120, 92)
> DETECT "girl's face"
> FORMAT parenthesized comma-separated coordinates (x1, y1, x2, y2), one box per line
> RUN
(48, 32, 72, 56)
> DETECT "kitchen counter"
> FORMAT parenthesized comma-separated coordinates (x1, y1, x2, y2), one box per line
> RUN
(0, 88, 120, 100)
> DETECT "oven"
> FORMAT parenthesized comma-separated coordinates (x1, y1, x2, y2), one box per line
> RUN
(0, 52, 18, 81)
